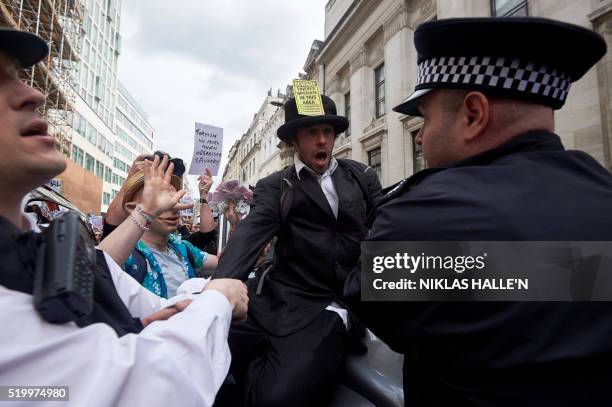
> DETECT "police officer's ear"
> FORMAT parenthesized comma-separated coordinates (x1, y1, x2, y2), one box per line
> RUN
(461, 91, 490, 142)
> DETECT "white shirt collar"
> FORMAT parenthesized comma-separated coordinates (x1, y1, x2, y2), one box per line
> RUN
(294, 154, 338, 180)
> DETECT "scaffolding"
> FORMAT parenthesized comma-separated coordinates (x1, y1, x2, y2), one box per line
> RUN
(0, 0, 84, 156)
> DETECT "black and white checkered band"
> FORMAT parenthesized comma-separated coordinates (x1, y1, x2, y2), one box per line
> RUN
(417, 56, 571, 104)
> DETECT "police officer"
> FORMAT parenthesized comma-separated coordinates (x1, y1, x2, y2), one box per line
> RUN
(345, 17, 612, 406)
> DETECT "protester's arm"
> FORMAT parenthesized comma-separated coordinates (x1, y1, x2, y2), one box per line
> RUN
(105, 154, 149, 227)
(203, 253, 218, 270)
(0, 283, 234, 407)
(198, 169, 216, 233)
(99, 155, 191, 267)
(213, 175, 280, 281)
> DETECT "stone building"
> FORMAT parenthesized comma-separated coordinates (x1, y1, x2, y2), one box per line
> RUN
(303, 0, 612, 188)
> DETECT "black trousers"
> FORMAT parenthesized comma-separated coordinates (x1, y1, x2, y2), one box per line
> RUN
(217, 310, 348, 407)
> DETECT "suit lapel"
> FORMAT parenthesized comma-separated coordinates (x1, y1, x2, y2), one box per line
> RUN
(295, 168, 335, 219)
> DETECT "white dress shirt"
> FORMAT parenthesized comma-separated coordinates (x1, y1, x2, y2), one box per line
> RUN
(294, 155, 349, 329)
(0, 215, 232, 407)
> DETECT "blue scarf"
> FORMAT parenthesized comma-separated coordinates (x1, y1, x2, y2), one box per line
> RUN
(125, 234, 204, 298)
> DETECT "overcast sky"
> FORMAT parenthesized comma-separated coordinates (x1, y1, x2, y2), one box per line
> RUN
(117, 0, 327, 190)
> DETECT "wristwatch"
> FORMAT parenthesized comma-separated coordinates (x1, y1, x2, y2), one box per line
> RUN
(199, 198, 208, 204)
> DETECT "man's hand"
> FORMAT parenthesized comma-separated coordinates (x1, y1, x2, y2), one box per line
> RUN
(204, 278, 248, 322)
(141, 155, 192, 216)
(142, 299, 193, 327)
(198, 169, 213, 198)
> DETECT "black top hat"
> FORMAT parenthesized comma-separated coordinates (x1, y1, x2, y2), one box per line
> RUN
(393, 17, 607, 116)
(0, 28, 48, 67)
(277, 94, 349, 141)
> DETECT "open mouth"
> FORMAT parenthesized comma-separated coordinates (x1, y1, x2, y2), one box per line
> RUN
(314, 151, 328, 162)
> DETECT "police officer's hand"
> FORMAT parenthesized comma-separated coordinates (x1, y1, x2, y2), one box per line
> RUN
(204, 278, 248, 322)
(141, 155, 192, 216)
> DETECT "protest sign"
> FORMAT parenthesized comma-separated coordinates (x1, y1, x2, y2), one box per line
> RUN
(179, 195, 194, 218)
(46, 178, 63, 194)
(88, 215, 103, 232)
(292, 79, 324, 116)
(188, 122, 223, 176)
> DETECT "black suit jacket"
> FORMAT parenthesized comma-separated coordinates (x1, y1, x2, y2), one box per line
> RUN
(345, 131, 612, 406)
(214, 160, 382, 336)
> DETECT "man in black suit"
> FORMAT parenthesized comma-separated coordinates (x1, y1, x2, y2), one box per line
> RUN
(213, 94, 382, 406)
(345, 18, 612, 406)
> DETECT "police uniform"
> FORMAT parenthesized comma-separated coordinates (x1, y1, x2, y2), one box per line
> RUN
(345, 17, 612, 406)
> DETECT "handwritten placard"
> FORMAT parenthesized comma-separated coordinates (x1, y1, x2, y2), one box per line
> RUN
(293, 79, 324, 116)
(188, 122, 223, 176)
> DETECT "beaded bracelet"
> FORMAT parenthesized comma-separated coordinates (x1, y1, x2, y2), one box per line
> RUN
(130, 213, 150, 231)
(135, 205, 155, 224)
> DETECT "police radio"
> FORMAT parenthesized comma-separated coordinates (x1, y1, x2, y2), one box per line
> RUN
(33, 211, 95, 324)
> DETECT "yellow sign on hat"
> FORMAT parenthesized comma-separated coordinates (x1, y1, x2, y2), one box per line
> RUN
(292, 79, 324, 116)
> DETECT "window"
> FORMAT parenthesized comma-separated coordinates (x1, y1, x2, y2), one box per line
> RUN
(71, 145, 84, 167)
(104, 166, 112, 183)
(411, 130, 426, 173)
(492, 0, 528, 16)
(85, 153, 95, 173)
(345, 92, 351, 136)
(95, 161, 104, 178)
(375, 64, 386, 118)
(368, 147, 382, 180)
(103, 192, 111, 206)
(113, 157, 129, 173)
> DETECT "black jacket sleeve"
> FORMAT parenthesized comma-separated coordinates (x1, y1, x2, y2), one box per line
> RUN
(364, 165, 383, 212)
(212, 174, 281, 281)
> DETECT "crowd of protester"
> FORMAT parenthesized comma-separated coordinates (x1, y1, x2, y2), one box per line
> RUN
(3, 14, 612, 407)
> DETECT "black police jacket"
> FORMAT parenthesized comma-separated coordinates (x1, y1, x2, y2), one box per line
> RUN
(345, 131, 612, 406)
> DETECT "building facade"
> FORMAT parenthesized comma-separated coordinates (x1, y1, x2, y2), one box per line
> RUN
(113, 81, 155, 199)
(65, 0, 154, 213)
(223, 91, 285, 186)
(69, 0, 122, 212)
(304, 0, 612, 188)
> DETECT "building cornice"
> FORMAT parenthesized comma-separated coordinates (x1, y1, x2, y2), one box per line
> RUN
(589, 0, 612, 23)
(383, 2, 409, 43)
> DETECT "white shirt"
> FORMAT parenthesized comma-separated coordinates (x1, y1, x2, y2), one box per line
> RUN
(294, 155, 349, 329)
(0, 215, 232, 407)
(294, 155, 339, 218)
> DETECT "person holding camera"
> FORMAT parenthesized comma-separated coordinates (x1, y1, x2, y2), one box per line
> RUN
(0, 29, 247, 407)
